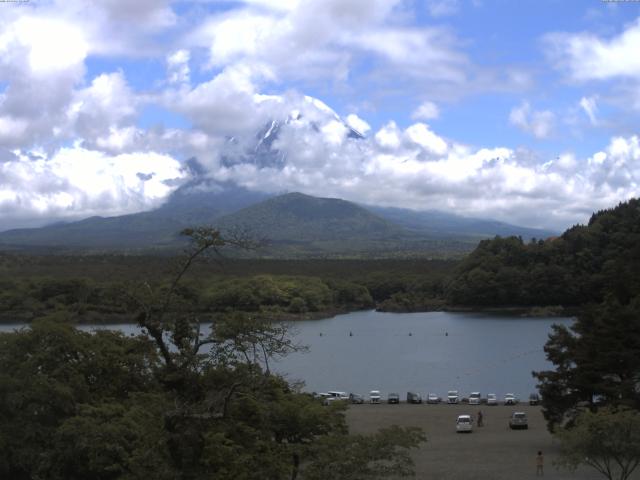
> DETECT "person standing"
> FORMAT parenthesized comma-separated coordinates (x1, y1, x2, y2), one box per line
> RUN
(536, 451, 544, 476)
(477, 410, 484, 427)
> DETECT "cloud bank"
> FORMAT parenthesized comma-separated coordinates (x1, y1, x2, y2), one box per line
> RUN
(0, 1, 639, 233)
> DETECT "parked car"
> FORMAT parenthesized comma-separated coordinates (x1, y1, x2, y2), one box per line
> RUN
(529, 393, 540, 405)
(322, 397, 338, 406)
(369, 390, 381, 404)
(447, 390, 459, 404)
(469, 392, 481, 405)
(504, 393, 518, 405)
(407, 392, 422, 404)
(486, 393, 498, 406)
(427, 393, 441, 404)
(456, 414, 473, 433)
(349, 393, 364, 404)
(328, 391, 349, 401)
(509, 411, 528, 429)
(388, 392, 400, 404)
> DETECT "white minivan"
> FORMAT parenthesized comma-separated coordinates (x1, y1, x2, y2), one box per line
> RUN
(369, 390, 381, 404)
(469, 392, 481, 405)
(456, 414, 473, 433)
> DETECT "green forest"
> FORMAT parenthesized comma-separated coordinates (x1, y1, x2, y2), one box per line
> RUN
(3, 199, 640, 322)
(1, 200, 640, 478)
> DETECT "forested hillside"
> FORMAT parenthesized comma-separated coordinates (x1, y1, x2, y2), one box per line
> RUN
(447, 199, 640, 307)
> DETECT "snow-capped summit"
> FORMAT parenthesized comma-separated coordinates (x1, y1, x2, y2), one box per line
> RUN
(220, 95, 365, 169)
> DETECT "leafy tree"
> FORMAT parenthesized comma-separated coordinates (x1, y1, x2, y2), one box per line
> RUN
(555, 408, 640, 480)
(302, 425, 426, 480)
(534, 296, 640, 431)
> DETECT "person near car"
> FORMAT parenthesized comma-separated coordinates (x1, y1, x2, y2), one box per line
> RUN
(477, 410, 484, 427)
(536, 451, 544, 476)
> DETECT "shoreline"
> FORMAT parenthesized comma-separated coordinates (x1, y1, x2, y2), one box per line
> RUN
(0, 304, 576, 326)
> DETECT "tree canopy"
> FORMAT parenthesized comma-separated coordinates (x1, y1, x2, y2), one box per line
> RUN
(0, 227, 426, 480)
(555, 407, 640, 480)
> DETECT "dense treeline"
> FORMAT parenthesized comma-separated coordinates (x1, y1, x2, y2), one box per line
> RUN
(0, 257, 455, 323)
(528, 200, 640, 435)
(3, 199, 640, 322)
(447, 199, 640, 308)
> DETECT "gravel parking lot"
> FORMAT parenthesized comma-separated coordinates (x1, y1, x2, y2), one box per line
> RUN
(346, 403, 637, 480)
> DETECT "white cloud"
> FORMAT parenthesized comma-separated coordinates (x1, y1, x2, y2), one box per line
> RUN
(579, 96, 598, 125)
(189, 0, 469, 91)
(167, 49, 190, 85)
(404, 123, 448, 156)
(0, 146, 186, 229)
(544, 18, 640, 81)
(509, 102, 556, 139)
(412, 101, 440, 120)
(196, 95, 640, 231)
(375, 122, 402, 149)
(345, 114, 371, 134)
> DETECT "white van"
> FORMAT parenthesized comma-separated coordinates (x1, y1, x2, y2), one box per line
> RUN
(456, 414, 473, 433)
(469, 392, 481, 405)
(369, 390, 381, 404)
(327, 391, 349, 400)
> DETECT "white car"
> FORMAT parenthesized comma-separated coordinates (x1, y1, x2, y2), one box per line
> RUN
(427, 393, 441, 404)
(504, 393, 518, 405)
(456, 414, 473, 433)
(369, 390, 381, 404)
(469, 392, 481, 405)
(447, 390, 459, 404)
(328, 391, 349, 401)
(486, 393, 498, 406)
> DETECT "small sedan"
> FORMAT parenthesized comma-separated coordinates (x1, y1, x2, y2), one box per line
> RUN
(427, 393, 441, 404)
(388, 392, 400, 404)
(486, 393, 498, 406)
(509, 411, 528, 429)
(456, 415, 473, 433)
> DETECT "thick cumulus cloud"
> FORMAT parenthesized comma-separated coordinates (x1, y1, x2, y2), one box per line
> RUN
(1, 0, 640, 233)
(198, 94, 640, 230)
(0, 147, 186, 229)
(0, 1, 187, 229)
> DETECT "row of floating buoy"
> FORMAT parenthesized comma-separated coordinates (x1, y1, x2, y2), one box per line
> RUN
(318, 331, 449, 337)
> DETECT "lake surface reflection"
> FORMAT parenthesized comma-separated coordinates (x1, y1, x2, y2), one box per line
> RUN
(0, 310, 573, 401)
(273, 310, 573, 400)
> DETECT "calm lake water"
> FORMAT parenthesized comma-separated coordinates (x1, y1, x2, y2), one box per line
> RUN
(0, 310, 573, 401)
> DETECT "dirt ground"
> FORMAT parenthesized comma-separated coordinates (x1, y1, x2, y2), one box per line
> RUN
(346, 403, 639, 480)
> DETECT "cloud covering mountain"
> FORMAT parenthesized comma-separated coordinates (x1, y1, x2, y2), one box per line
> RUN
(1, 1, 640, 232)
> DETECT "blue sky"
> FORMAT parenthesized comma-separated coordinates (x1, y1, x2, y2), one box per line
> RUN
(1, 0, 640, 231)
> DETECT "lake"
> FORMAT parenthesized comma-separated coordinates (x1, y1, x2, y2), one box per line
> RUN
(0, 310, 572, 401)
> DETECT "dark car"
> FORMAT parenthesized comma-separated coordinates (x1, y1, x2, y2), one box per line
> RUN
(406, 392, 422, 404)
(529, 393, 540, 405)
(388, 393, 400, 404)
(349, 393, 364, 404)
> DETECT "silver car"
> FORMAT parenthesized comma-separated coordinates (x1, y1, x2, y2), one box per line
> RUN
(509, 411, 528, 429)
